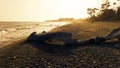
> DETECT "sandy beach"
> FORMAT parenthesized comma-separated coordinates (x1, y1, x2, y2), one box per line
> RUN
(1, 0, 120, 67)
(0, 21, 120, 67)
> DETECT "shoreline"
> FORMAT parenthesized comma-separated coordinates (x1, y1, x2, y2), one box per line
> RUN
(0, 21, 68, 48)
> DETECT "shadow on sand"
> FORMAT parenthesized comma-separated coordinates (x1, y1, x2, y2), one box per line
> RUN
(19, 31, 120, 56)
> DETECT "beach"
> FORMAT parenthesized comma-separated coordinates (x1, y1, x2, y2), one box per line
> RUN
(0, 21, 120, 67)
(0, 22, 67, 48)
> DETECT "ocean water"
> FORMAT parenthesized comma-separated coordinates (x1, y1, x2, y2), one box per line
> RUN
(0, 22, 67, 47)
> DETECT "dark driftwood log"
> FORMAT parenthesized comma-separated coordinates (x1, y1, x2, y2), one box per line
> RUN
(27, 27, 120, 45)
(103, 27, 120, 40)
(27, 32, 77, 44)
(79, 27, 120, 44)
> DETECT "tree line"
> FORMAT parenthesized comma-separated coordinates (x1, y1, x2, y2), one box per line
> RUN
(87, 0, 120, 21)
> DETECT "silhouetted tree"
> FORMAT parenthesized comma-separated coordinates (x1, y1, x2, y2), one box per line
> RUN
(87, 8, 98, 17)
(98, 9, 116, 20)
(87, 0, 120, 21)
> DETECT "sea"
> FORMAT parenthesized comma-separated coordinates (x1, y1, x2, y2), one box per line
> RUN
(0, 21, 67, 48)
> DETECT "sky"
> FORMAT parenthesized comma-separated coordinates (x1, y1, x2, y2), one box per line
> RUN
(0, 0, 115, 21)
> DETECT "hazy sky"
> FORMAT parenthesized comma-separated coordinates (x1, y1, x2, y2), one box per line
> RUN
(0, 0, 115, 21)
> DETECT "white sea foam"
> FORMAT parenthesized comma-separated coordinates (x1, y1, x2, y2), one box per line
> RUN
(0, 30, 8, 36)
(0, 22, 69, 47)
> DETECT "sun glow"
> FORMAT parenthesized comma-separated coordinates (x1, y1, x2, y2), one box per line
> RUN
(54, 0, 101, 18)
(40, 0, 102, 20)
(0, 0, 102, 21)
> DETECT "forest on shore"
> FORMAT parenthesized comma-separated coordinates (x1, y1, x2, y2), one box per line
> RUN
(87, 0, 120, 21)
